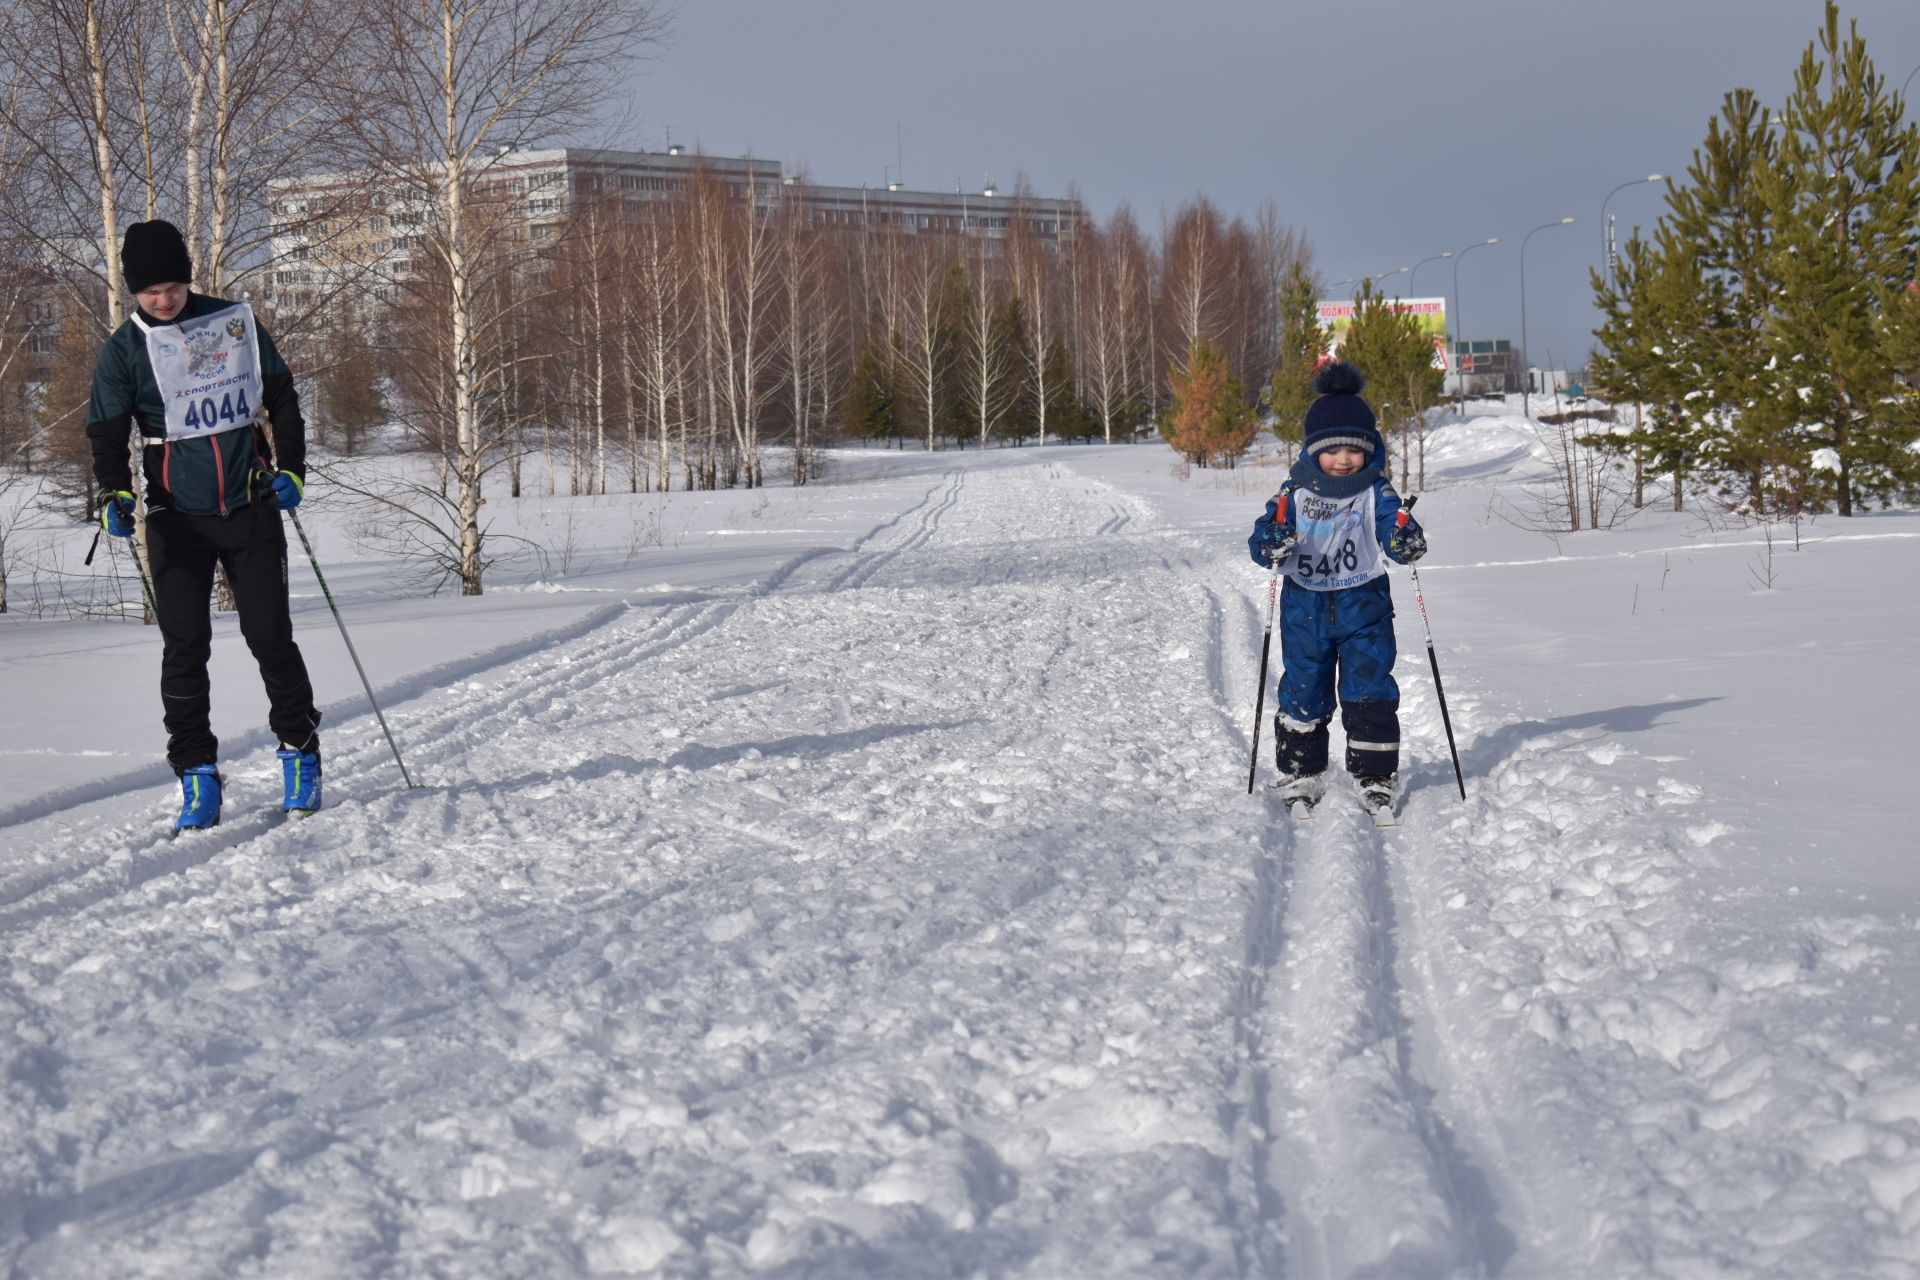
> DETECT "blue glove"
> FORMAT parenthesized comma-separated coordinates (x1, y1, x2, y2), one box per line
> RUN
(1258, 528, 1298, 566)
(1387, 516, 1427, 564)
(270, 471, 304, 511)
(1248, 490, 1297, 567)
(100, 491, 135, 537)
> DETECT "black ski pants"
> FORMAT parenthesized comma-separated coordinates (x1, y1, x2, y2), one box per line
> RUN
(146, 503, 320, 773)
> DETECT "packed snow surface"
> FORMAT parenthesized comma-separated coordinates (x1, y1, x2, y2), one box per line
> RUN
(3, 412, 1918, 1277)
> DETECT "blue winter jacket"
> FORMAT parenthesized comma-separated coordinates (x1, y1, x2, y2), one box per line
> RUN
(1246, 450, 1426, 715)
(1247, 452, 1423, 572)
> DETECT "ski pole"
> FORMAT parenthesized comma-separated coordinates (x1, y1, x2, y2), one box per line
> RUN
(1246, 492, 1286, 794)
(1400, 497, 1466, 800)
(87, 497, 159, 621)
(127, 538, 159, 624)
(276, 485, 419, 789)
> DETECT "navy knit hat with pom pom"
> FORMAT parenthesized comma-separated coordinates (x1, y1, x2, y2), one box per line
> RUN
(1302, 360, 1381, 459)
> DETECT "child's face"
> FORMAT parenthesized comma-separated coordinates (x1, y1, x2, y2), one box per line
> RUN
(1317, 446, 1366, 476)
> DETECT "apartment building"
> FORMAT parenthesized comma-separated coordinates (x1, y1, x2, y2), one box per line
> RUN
(265, 146, 1083, 310)
(795, 179, 1082, 244)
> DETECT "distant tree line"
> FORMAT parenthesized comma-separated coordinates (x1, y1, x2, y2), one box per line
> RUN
(1590, 1, 1920, 518)
(0, 0, 1335, 593)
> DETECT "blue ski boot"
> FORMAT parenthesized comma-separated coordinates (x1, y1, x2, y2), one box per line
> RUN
(177, 764, 222, 831)
(277, 748, 322, 815)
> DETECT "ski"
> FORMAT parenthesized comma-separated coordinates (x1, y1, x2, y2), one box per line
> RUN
(1358, 780, 1398, 828)
(1270, 776, 1320, 820)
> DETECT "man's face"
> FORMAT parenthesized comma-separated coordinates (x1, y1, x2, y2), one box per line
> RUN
(136, 281, 188, 322)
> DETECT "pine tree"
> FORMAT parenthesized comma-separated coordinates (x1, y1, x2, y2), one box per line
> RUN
(1162, 337, 1255, 468)
(1267, 258, 1324, 461)
(844, 346, 896, 447)
(1756, 0, 1920, 515)
(41, 310, 105, 520)
(1657, 87, 1785, 508)
(314, 314, 389, 456)
(1590, 237, 1676, 507)
(1340, 284, 1442, 483)
(1039, 342, 1098, 444)
(990, 295, 1036, 446)
(1594, 4, 1920, 517)
(1590, 231, 1719, 511)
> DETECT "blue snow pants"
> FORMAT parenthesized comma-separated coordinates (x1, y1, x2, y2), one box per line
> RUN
(1275, 574, 1400, 779)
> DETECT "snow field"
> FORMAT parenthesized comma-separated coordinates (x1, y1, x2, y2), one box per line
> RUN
(2, 459, 1298, 1275)
(2, 426, 1918, 1277)
(1391, 670, 1920, 1275)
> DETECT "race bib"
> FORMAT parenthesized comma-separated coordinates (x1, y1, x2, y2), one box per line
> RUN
(1286, 486, 1386, 592)
(137, 302, 263, 441)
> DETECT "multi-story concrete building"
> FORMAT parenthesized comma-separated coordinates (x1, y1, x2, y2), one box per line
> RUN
(265, 146, 1084, 310)
(266, 146, 785, 309)
(795, 179, 1082, 244)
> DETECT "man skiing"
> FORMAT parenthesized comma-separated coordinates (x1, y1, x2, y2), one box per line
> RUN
(1247, 360, 1427, 821)
(87, 218, 322, 830)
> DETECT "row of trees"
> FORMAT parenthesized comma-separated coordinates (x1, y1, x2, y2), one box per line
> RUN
(843, 198, 1309, 457)
(0, 0, 665, 595)
(284, 178, 1318, 592)
(1590, 1, 1920, 518)
(0, 0, 1339, 593)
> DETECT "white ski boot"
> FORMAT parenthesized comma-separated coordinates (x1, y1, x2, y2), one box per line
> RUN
(1270, 772, 1323, 821)
(1358, 775, 1398, 827)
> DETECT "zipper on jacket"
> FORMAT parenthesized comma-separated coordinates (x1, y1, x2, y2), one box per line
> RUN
(212, 439, 228, 515)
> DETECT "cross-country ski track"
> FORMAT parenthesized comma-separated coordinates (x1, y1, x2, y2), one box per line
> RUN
(3, 449, 1916, 1277)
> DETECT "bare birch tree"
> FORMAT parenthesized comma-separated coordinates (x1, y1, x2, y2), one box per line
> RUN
(345, 0, 662, 594)
(880, 227, 957, 452)
(1007, 186, 1062, 447)
(1075, 211, 1152, 444)
(954, 235, 1020, 448)
(621, 194, 689, 491)
(773, 183, 841, 485)
(0, 0, 149, 328)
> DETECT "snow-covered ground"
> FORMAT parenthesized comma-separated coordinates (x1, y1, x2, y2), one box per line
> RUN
(2, 413, 1917, 1277)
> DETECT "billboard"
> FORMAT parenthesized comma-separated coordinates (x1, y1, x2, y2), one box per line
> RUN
(1316, 296, 1450, 370)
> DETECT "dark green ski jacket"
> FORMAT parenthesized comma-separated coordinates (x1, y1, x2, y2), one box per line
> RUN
(85, 292, 307, 517)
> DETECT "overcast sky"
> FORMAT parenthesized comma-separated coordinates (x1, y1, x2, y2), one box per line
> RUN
(620, 0, 1920, 375)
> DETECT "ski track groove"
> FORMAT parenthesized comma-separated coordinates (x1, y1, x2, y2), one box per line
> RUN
(15, 455, 1842, 1277)
(0, 471, 966, 934)
(0, 457, 1519, 1280)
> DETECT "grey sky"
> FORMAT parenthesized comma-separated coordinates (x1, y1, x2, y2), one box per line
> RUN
(623, 0, 1920, 377)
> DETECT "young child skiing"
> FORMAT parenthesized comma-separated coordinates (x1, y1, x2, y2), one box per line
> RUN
(87, 219, 323, 831)
(1247, 360, 1427, 821)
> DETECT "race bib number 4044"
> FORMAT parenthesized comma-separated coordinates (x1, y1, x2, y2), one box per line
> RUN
(139, 302, 264, 442)
(1286, 488, 1387, 592)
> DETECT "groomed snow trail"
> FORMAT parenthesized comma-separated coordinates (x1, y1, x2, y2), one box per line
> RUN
(7, 452, 1914, 1277)
(1387, 670, 1920, 1278)
(2, 456, 1475, 1278)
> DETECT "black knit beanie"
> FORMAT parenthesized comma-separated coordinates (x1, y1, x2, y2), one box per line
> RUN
(122, 220, 194, 294)
(1301, 360, 1382, 459)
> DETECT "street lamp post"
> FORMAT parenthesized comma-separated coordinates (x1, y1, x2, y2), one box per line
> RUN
(1601, 175, 1665, 285)
(1520, 217, 1577, 419)
(1451, 238, 1498, 405)
(1409, 251, 1453, 297)
(1373, 266, 1410, 297)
